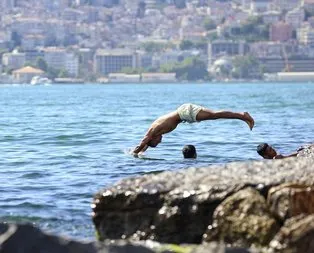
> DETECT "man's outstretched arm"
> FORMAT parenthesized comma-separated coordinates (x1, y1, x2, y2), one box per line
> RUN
(274, 152, 298, 159)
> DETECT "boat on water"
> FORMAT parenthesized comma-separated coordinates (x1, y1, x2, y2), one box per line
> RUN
(30, 76, 52, 85)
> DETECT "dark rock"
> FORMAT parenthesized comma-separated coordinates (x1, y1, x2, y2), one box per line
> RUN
(267, 183, 314, 221)
(0, 223, 255, 253)
(269, 214, 314, 253)
(203, 187, 280, 247)
(0, 223, 96, 253)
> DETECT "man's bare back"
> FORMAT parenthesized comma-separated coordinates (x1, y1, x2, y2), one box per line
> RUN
(149, 111, 181, 136)
(133, 104, 254, 154)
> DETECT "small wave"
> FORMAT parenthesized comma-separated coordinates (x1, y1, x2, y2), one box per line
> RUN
(3, 201, 55, 209)
(0, 215, 59, 223)
(20, 172, 44, 179)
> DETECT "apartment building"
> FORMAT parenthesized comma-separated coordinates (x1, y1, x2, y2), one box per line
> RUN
(94, 49, 137, 76)
(273, 0, 300, 11)
(21, 34, 45, 51)
(298, 23, 314, 46)
(260, 58, 314, 72)
(2, 50, 25, 70)
(250, 0, 270, 14)
(270, 22, 293, 42)
(43, 47, 79, 77)
(24, 50, 45, 66)
(285, 7, 305, 29)
(43, 47, 67, 70)
(208, 40, 249, 65)
(302, 0, 314, 12)
(65, 53, 79, 77)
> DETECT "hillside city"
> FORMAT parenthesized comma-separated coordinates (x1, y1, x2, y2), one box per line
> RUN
(1, 0, 314, 83)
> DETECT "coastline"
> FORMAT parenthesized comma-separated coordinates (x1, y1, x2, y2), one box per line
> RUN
(2, 80, 314, 85)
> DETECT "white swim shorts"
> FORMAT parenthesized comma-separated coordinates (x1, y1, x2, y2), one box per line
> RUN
(177, 103, 204, 123)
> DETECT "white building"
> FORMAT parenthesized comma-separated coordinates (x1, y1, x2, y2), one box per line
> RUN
(298, 23, 314, 46)
(11, 18, 45, 35)
(275, 72, 314, 82)
(141, 73, 177, 83)
(65, 53, 79, 77)
(2, 51, 26, 70)
(145, 0, 156, 10)
(208, 2, 233, 23)
(250, 0, 270, 14)
(43, 47, 79, 77)
(273, 0, 300, 11)
(21, 34, 45, 51)
(108, 73, 140, 83)
(43, 47, 67, 70)
(262, 11, 281, 24)
(285, 7, 305, 29)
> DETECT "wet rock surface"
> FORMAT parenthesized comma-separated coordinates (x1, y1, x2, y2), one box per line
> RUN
(269, 214, 314, 253)
(204, 187, 280, 247)
(92, 145, 314, 252)
(267, 183, 314, 220)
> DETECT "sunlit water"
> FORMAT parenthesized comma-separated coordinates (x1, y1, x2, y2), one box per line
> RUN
(0, 83, 313, 240)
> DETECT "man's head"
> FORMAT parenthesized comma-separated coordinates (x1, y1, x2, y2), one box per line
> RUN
(182, 145, 197, 159)
(257, 143, 277, 159)
(147, 135, 162, 147)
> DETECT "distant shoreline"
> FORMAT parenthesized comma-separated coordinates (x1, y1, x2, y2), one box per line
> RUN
(1, 80, 314, 85)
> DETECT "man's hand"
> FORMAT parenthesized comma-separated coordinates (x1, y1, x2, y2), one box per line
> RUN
(133, 146, 141, 155)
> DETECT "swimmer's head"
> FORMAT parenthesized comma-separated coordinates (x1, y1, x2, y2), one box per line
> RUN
(148, 135, 162, 147)
(257, 143, 277, 159)
(182, 145, 197, 159)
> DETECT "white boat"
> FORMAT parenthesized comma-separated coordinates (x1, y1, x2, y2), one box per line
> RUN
(30, 76, 52, 85)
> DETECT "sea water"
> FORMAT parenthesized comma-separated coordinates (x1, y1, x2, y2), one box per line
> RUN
(0, 83, 313, 239)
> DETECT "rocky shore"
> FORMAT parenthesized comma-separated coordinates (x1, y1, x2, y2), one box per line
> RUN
(91, 145, 314, 252)
(1, 145, 314, 253)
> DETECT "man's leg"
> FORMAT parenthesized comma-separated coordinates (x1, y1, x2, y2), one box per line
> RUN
(196, 108, 254, 130)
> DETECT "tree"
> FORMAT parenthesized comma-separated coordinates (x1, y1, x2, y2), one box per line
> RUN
(24, 62, 35, 67)
(305, 8, 314, 20)
(0, 49, 8, 58)
(35, 57, 48, 72)
(160, 57, 210, 81)
(232, 55, 260, 79)
(207, 32, 218, 41)
(174, 0, 186, 9)
(203, 18, 216, 31)
(58, 69, 69, 78)
(47, 67, 59, 80)
(179, 40, 194, 50)
(141, 42, 165, 53)
(11, 31, 21, 48)
(120, 67, 147, 74)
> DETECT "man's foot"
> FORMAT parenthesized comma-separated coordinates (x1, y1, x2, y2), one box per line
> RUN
(243, 112, 254, 130)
